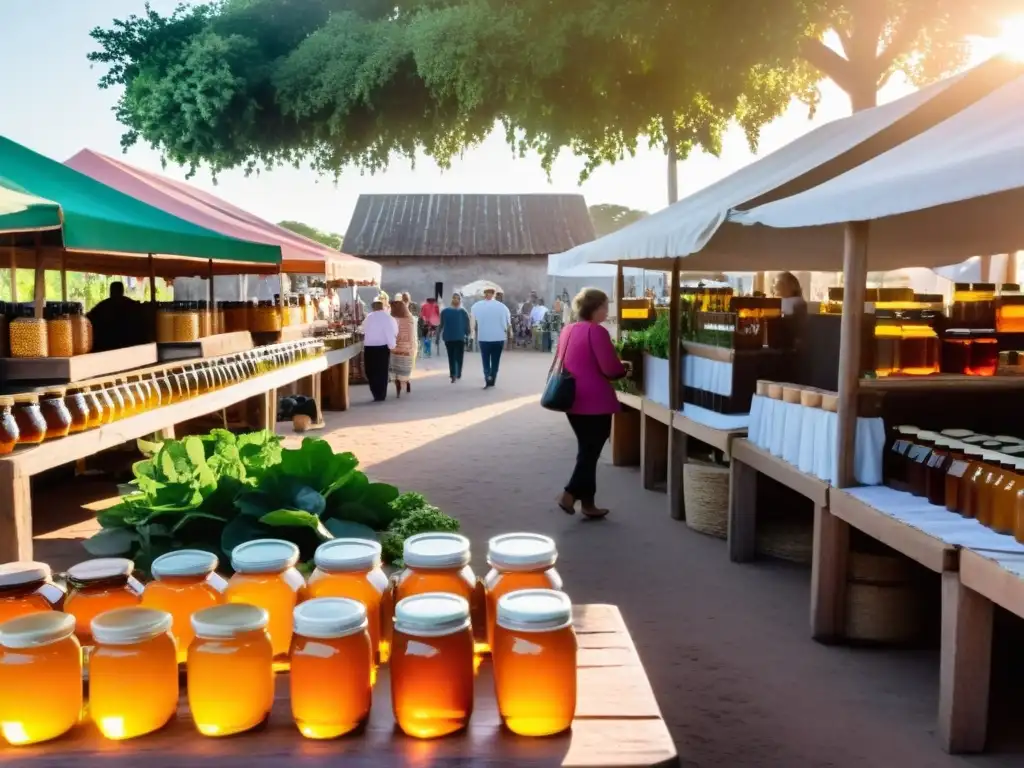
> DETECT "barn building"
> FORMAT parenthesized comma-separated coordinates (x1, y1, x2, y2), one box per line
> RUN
(342, 193, 595, 305)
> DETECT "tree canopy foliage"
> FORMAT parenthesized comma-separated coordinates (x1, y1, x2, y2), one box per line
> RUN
(589, 204, 649, 238)
(278, 219, 344, 250)
(90, 0, 1021, 184)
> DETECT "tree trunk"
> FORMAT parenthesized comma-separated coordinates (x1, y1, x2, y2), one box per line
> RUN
(847, 73, 878, 112)
(664, 116, 679, 204)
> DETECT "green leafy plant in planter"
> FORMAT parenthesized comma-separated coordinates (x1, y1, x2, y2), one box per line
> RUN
(644, 312, 670, 359)
(86, 430, 456, 575)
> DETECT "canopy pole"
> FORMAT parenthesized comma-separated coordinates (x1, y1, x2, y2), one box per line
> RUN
(753, 272, 766, 295)
(60, 249, 67, 301)
(615, 262, 624, 342)
(208, 259, 215, 333)
(1004, 252, 1018, 284)
(32, 233, 45, 320)
(7, 239, 15, 304)
(979, 255, 993, 283)
(668, 260, 682, 410)
(148, 253, 157, 342)
(836, 221, 870, 488)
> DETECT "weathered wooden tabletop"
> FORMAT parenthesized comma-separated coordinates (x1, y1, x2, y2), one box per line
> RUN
(0, 604, 678, 767)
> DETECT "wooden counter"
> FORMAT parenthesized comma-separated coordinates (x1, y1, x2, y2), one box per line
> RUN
(1, 605, 678, 768)
(0, 354, 329, 562)
(322, 342, 363, 412)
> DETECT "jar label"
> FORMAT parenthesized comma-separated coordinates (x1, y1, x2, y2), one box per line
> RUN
(947, 460, 970, 478)
(908, 445, 932, 464)
(925, 452, 947, 469)
(890, 439, 911, 455)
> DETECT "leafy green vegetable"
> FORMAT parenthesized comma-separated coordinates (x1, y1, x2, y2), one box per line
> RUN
(379, 505, 461, 567)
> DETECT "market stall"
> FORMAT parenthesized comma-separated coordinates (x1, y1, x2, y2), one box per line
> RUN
(730, 65, 1024, 753)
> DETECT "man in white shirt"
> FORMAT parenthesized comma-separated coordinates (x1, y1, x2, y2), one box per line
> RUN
(530, 299, 548, 326)
(471, 287, 511, 388)
(361, 300, 398, 401)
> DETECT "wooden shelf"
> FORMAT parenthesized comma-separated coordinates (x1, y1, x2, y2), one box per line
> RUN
(672, 414, 746, 456)
(960, 548, 1024, 619)
(643, 400, 673, 426)
(730, 438, 829, 507)
(681, 341, 790, 364)
(616, 391, 643, 411)
(325, 342, 363, 368)
(157, 332, 254, 362)
(0, 343, 158, 385)
(861, 374, 1024, 391)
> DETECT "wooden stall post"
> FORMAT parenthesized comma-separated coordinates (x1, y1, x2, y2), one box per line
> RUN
(836, 220, 869, 488)
(615, 262, 624, 341)
(208, 259, 215, 333)
(667, 261, 685, 519)
(148, 253, 157, 341)
(7, 246, 16, 303)
(60, 249, 67, 301)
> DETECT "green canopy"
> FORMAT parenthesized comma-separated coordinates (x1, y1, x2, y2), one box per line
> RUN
(0, 181, 62, 235)
(0, 137, 280, 267)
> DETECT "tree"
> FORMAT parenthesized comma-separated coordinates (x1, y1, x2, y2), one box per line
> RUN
(588, 204, 649, 238)
(90, 1, 1021, 206)
(278, 220, 344, 250)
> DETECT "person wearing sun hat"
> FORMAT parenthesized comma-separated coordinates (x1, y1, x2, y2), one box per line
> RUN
(471, 286, 511, 388)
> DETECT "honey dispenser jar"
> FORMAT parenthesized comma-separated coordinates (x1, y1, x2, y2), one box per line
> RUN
(307, 539, 389, 662)
(290, 597, 373, 739)
(89, 608, 179, 740)
(0, 612, 82, 745)
(188, 603, 274, 737)
(63, 557, 144, 646)
(391, 593, 474, 739)
(224, 539, 307, 660)
(493, 589, 577, 737)
(483, 533, 562, 651)
(142, 549, 227, 663)
(0, 562, 65, 624)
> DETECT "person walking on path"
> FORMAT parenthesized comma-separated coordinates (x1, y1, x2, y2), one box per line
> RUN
(439, 293, 471, 383)
(472, 287, 511, 388)
(554, 288, 627, 519)
(389, 299, 418, 398)
(361, 300, 397, 402)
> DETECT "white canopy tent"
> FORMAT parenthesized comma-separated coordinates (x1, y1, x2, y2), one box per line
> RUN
(551, 55, 1020, 273)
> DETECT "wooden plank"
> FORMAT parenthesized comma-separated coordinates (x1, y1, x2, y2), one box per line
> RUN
(0, 462, 32, 562)
(668, 426, 686, 521)
(828, 489, 958, 574)
(727, 453, 758, 562)
(682, 341, 734, 363)
(959, 548, 1024, 618)
(671, 414, 745, 457)
(836, 220, 870, 488)
(729, 439, 829, 508)
(616, 390, 642, 412)
(562, 719, 678, 768)
(156, 332, 254, 362)
(810, 504, 849, 643)
(641, 407, 669, 492)
(0, 343, 159, 383)
(937, 572, 993, 754)
(643, 400, 672, 427)
(861, 375, 1024, 392)
(611, 409, 641, 468)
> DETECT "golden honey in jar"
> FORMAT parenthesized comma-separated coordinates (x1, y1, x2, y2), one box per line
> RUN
(483, 533, 562, 651)
(976, 452, 1008, 528)
(0, 562, 65, 623)
(89, 607, 179, 740)
(12, 394, 46, 446)
(991, 457, 1021, 536)
(45, 305, 73, 358)
(391, 593, 474, 738)
(39, 388, 72, 440)
(127, 375, 150, 413)
(965, 451, 1000, 522)
(188, 603, 274, 737)
(69, 305, 91, 355)
(83, 386, 105, 428)
(9, 311, 48, 359)
(956, 447, 986, 517)
(0, 397, 18, 455)
(492, 589, 576, 736)
(225, 539, 307, 660)
(64, 387, 91, 434)
(307, 539, 389, 661)
(0, 612, 82, 745)
(290, 597, 373, 739)
(115, 378, 138, 417)
(943, 442, 970, 513)
(142, 549, 227, 663)
(63, 557, 144, 646)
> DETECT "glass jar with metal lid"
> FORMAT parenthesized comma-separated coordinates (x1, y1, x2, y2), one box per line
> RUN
(0, 561, 65, 624)
(12, 393, 46, 445)
(39, 387, 72, 439)
(63, 557, 144, 646)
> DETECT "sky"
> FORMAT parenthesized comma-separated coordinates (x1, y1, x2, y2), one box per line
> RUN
(0, 1, 1005, 240)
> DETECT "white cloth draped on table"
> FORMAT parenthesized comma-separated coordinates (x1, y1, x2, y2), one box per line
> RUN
(681, 355, 733, 396)
(643, 354, 671, 407)
(679, 403, 749, 430)
(747, 394, 885, 486)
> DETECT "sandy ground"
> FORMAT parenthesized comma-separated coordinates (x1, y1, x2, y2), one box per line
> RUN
(33, 349, 1022, 767)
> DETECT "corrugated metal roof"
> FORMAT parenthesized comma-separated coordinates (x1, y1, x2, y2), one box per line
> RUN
(342, 194, 596, 257)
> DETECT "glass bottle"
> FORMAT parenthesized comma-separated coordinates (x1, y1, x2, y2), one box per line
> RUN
(39, 388, 72, 440)
(925, 438, 952, 506)
(906, 431, 937, 497)
(965, 451, 999, 522)
(12, 394, 46, 446)
(944, 441, 970, 514)
(977, 453, 1010, 529)
(64, 386, 91, 434)
(483, 533, 562, 652)
(0, 562, 65, 623)
(991, 457, 1021, 536)
(63, 557, 144, 646)
(957, 447, 987, 517)
(886, 425, 919, 491)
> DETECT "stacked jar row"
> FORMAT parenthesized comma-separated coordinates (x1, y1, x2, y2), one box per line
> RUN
(0, 531, 574, 744)
(0, 340, 324, 455)
(886, 427, 1024, 540)
(5, 302, 93, 360)
(221, 296, 318, 335)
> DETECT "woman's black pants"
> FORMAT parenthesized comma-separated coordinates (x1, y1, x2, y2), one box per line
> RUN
(565, 413, 612, 506)
(364, 345, 391, 401)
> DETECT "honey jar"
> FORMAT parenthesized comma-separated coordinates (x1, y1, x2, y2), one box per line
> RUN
(63, 557, 144, 645)
(12, 394, 46, 446)
(114, 377, 138, 417)
(188, 603, 274, 737)
(924, 439, 952, 506)
(885, 425, 919, 491)
(39, 388, 72, 440)
(991, 457, 1021, 536)
(290, 597, 373, 739)
(483, 533, 562, 651)
(9, 308, 48, 358)
(0, 612, 82, 745)
(225, 539, 307, 659)
(45, 303, 73, 358)
(142, 549, 227, 663)
(943, 442, 970, 513)
(126, 375, 150, 412)
(0, 397, 18, 455)
(977, 453, 1011, 528)
(492, 589, 576, 736)
(70, 304, 91, 355)
(64, 387, 91, 434)
(906, 431, 937, 497)
(83, 386, 106, 428)
(0, 562, 65, 623)
(965, 451, 1001, 521)
(89, 607, 179, 740)
(307, 539, 389, 662)
(968, 329, 998, 376)
(391, 593, 474, 738)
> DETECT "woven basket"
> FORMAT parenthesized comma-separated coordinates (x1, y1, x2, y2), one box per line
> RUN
(756, 519, 813, 564)
(845, 551, 922, 644)
(683, 462, 729, 539)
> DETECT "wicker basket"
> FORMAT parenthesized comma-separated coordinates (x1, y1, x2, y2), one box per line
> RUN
(756, 519, 813, 564)
(845, 552, 922, 644)
(683, 462, 730, 539)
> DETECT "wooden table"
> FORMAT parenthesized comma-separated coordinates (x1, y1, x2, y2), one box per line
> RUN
(611, 391, 642, 468)
(321, 343, 362, 412)
(0, 605, 678, 768)
(0, 355, 330, 562)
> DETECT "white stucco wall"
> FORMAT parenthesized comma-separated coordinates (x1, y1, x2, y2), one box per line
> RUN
(375, 255, 548, 305)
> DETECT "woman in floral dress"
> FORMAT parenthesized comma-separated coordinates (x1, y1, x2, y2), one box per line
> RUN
(389, 299, 418, 397)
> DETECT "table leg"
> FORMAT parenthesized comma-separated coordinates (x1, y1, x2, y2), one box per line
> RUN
(938, 573, 992, 753)
(0, 463, 33, 561)
(611, 408, 640, 467)
(668, 427, 687, 521)
(810, 504, 849, 643)
(311, 372, 322, 423)
(641, 414, 668, 491)
(268, 388, 279, 430)
(338, 360, 350, 411)
(728, 458, 757, 562)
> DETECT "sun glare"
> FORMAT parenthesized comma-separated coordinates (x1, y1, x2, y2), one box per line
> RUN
(998, 15, 1024, 60)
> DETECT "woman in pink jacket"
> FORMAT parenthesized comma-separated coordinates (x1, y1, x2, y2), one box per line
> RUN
(554, 288, 627, 519)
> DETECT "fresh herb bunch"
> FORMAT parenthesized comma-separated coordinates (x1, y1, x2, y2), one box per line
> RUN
(644, 311, 671, 359)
